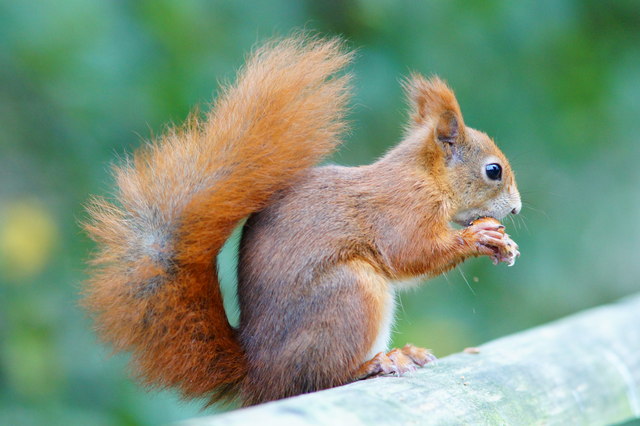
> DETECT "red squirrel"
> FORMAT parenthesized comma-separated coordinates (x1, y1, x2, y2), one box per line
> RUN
(83, 35, 521, 407)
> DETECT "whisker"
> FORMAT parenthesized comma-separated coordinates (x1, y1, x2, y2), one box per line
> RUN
(519, 215, 531, 234)
(523, 203, 549, 219)
(396, 291, 408, 324)
(442, 271, 451, 286)
(457, 267, 476, 296)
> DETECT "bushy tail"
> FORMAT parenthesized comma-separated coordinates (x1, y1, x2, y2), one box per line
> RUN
(82, 36, 352, 404)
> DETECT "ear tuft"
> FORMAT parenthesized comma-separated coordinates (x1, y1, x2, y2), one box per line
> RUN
(402, 74, 464, 129)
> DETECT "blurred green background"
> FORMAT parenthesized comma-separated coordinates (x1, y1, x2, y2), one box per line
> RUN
(1, 0, 639, 424)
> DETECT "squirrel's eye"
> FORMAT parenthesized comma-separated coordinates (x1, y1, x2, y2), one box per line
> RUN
(485, 163, 502, 181)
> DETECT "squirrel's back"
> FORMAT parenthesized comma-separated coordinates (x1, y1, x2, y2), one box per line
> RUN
(82, 36, 353, 405)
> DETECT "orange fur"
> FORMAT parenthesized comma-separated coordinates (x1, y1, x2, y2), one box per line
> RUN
(83, 35, 521, 407)
(83, 36, 353, 405)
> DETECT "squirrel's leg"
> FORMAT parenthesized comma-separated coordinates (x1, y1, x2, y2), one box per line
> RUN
(395, 217, 519, 278)
(239, 261, 388, 405)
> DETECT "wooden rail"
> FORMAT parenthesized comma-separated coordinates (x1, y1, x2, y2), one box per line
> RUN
(181, 294, 640, 425)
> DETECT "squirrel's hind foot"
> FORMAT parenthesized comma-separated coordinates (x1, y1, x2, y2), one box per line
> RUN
(355, 344, 436, 380)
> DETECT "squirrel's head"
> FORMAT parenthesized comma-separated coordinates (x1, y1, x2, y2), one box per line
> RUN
(403, 75, 521, 226)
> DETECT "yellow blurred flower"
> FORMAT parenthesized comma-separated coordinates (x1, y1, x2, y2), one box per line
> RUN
(0, 199, 58, 282)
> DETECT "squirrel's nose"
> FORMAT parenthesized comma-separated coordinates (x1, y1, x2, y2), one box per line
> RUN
(510, 192, 522, 215)
(511, 198, 522, 215)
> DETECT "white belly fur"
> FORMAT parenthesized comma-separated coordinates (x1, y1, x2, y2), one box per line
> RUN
(365, 286, 397, 360)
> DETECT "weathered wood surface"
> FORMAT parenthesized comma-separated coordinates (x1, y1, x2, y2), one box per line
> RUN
(181, 294, 640, 426)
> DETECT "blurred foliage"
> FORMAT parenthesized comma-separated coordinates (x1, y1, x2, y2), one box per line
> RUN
(1, 0, 639, 424)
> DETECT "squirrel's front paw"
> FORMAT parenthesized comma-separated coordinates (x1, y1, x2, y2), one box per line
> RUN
(463, 217, 520, 266)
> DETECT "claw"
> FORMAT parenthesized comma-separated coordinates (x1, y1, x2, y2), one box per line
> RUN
(356, 345, 435, 380)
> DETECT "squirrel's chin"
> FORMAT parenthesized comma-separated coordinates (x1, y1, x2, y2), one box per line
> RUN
(452, 218, 473, 227)
(452, 211, 482, 227)
(453, 213, 502, 227)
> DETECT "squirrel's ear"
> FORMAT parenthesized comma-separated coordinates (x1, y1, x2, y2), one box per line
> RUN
(435, 111, 460, 145)
(404, 74, 464, 161)
(403, 74, 464, 133)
